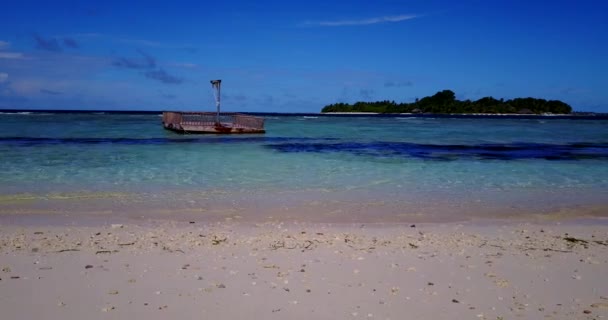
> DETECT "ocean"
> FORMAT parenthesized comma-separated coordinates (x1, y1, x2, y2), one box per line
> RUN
(1, 112, 607, 222)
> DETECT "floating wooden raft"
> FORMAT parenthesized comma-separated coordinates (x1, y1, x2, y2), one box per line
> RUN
(162, 111, 265, 134)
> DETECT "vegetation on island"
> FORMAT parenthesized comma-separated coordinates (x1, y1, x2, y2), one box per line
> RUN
(321, 90, 572, 114)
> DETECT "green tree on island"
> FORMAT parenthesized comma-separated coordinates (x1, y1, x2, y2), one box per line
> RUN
(321, 90, 572, 114)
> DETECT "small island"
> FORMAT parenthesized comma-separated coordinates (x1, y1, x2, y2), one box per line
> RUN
(321, 90, 572, 114)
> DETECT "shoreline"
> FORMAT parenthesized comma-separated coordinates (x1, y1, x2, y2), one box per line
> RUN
(2, 207, 608, 229)
(2, 187, 608, 227)
(2, 209, 608, 228)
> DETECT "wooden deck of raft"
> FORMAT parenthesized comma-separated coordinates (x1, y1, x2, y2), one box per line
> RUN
(162, 112, 265, 134)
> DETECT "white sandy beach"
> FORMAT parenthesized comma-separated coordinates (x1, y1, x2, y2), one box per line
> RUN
(1, 220, 607, 319)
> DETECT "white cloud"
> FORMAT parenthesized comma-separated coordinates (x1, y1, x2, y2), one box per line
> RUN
(0, 72, 7, 83)
(307, 14, 418, 27)
(0, 41, 9, 49)
(0, 52, 25, 59)
(66, 33, 197, 50)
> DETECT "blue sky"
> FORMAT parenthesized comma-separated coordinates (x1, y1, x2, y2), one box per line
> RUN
(0, 0, 607, 112)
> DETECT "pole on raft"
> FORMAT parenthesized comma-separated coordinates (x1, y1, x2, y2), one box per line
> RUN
(210, 80, 222, 126)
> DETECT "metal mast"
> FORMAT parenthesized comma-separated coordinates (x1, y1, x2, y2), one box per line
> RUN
(210, 79, 222, 125)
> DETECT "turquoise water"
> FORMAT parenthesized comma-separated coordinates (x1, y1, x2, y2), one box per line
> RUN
(1, 112, 607, 221)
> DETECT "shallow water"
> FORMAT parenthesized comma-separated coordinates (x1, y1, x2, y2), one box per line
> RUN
(1, 113, 607, 222)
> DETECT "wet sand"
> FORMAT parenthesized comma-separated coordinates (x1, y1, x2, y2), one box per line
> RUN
(1, 220, 608, 319)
